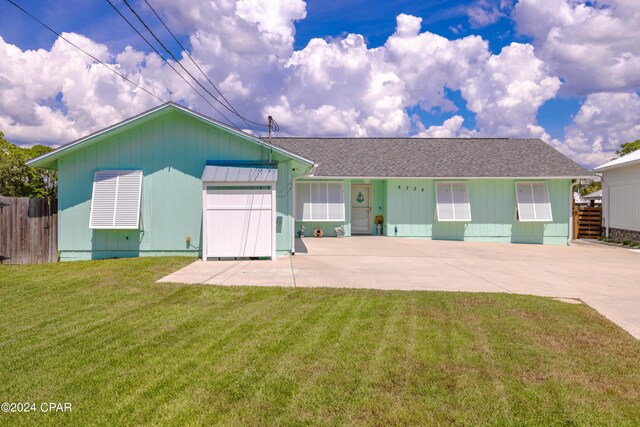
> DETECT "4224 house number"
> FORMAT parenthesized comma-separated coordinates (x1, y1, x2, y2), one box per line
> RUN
(398, 185, 424, 191)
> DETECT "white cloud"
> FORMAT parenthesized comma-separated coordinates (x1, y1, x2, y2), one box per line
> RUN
(0, 33, 166, 144)
(514, 0, 640, 95)
(0, 0, 636, 171)
(460, 42, 561, 139)
(416, 115, 469, 138)
(266, 33, 408, 136)
(550, 91, 640, 167)
(384, 14, 490, 112)
(467, 0, 511, 28)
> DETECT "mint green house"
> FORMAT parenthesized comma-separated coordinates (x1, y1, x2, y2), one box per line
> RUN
(27, 103, 591, 261)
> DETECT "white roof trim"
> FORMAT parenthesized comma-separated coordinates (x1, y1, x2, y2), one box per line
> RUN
(201, 165, 278, 183)
(299, 175, 590, 180)
(170, 103, 313, 166)
(594, 150, 640, 172)
(26, 102, 314, 168)
(582, 189, 602, 199)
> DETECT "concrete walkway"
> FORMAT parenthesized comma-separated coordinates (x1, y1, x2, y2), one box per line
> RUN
(158, 237, 640, 339)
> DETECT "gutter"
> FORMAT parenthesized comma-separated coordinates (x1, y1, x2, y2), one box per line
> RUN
(291, 175, 594, 180)
(597, 173, 610, 238)
(568, 180, 579, 245)
(290, 162, 319, 255)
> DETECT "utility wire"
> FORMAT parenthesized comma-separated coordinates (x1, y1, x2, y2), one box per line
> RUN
(3, 0, 166, 104)
(105, 0, 243, 129)
(142, 0, 269, 129)
(121, 0, 259, 132)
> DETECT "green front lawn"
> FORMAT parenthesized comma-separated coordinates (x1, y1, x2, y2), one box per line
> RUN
(1, 258, 639, 425)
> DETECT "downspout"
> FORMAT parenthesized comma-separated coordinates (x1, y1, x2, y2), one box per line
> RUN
(598, 173, 610, 238)
(290, 163, 319, 255)
(568, 179, 579, 245)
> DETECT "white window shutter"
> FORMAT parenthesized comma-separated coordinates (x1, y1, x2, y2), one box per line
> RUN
(90, 171, 119, 228)
(436, 181, 471, 221)
(295, 182, 344, 221)
(451, 182, 471, 221)
(90, 170, 143, 229)
(311, 182, 328, 220)
(327, 182, 344, 220)
(516, 182, 552, 222)
(531, 182, 552, 221)
(296, 182, 311, 221)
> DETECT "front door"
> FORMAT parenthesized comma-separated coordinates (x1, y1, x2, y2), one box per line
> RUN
(351, 184, 371, 234)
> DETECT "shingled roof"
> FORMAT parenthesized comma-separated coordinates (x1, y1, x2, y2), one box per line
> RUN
(267, 137, 592, 178)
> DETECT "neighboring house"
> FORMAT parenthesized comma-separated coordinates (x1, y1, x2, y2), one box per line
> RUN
(594, 150, 640, 241)
(27, 103, 592, 262)
(582, 189, 602, 205)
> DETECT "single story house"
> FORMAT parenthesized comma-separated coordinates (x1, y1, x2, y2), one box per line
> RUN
(27, 102, 592, 261)
(594, 150, 640, 241)
(581, 189, 602, 205)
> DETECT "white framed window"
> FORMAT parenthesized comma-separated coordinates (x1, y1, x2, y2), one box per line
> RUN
(435, 181, 471, 221)
(515, 181, 552, 222)
(295, 181, 345, 221)
(90, 170, 143, 229)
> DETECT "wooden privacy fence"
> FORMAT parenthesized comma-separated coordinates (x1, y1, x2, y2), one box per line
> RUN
(0, 197, 58, 264)
(573, 205, 602, 239)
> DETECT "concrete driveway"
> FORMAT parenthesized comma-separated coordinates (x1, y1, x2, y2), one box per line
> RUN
(158, 237, 640, 339)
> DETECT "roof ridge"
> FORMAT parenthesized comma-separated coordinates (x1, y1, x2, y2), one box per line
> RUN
(266, 137, 534, 140)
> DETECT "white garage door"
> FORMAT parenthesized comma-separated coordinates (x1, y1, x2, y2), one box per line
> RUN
(205, 187, 273, 258)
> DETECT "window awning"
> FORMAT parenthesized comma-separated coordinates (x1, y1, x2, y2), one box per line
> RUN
(201, 165, 278, 183)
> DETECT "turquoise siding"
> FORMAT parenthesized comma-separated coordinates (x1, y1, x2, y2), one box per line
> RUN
(295, 178, 570, 245)
(54, 105, 572, 260)
(57, 109, 304, 260)
(385, 178, 571, 244)
(294, 179, 389, 238)
(295, 180, 352, 238)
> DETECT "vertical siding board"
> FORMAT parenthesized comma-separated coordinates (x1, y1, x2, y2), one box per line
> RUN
(55, 107, 282, 260)
(403, 179, 410, 236)
(380, 178, 568, 244)
(387, 180, 394, 235)
(604, 164, 640, 231)
(130, 127, 141, 167)
(425, 179, 433, 237)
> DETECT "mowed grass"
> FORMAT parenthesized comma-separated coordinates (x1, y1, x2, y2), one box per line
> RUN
(0, 258, 639, 426)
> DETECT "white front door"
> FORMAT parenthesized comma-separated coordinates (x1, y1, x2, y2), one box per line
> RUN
(205, 187, 273, 258)
(351, 184, 371, 234)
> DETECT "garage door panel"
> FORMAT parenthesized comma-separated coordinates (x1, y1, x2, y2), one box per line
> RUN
(205, 188, 273, 258)
(207, 209, 271, 257)
(206, 191, 272, 210)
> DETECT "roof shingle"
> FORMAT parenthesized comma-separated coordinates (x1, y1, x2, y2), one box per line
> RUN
(267, 137, 592, 178)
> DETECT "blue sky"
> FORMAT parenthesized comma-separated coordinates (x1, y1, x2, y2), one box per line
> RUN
(0, 0, 638, 167)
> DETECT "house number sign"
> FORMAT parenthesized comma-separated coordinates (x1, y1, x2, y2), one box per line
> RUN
(397, 185, 424, 191)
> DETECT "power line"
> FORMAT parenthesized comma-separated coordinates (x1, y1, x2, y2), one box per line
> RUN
(105, 0, 243, 130)
(142, 0, 269, 129)
(3, 0, 166, 104)
(120, 0, 259, 132)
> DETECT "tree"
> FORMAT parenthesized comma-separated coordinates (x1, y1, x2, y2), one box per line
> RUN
(581, 139, 640, 196)
(579, 180, 601, 196)
(0, 132, 57, 198)
(615, 139, 640, 157)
